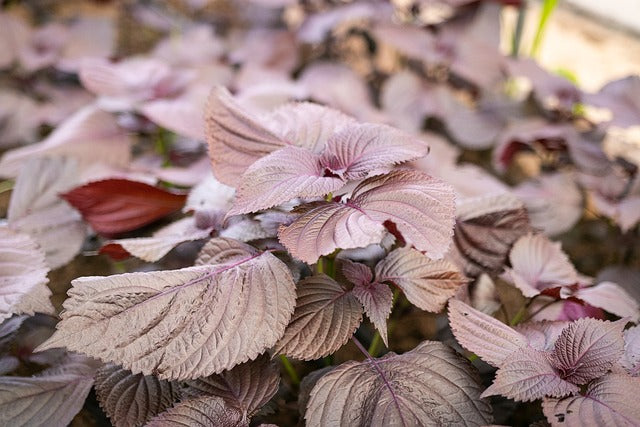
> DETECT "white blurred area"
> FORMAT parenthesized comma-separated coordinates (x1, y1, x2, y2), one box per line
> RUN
(501, 0, 640, 92)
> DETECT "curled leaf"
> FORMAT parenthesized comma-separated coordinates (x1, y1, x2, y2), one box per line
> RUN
(449, 193, 531, 277)
(502, 233, 578, 298)
(61, 179, 187, 236)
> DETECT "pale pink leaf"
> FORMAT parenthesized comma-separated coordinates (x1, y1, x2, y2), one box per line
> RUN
(274, 274, 363, 360)
(448, 300, 528, 367)
(8, 156, 86, 269)
(183, 354, 279, 418)
(502, 234, 578, 298)
(470, 274, 500, 315)
(95, 363, 181, 427)
(104, 217, 212, 262)
(264, 102, 355, 153)
(152, 25, 224, 67)
(346, 170, 456, 258)
(449, 193, 531, 277)
(549, 318, 626, 385)
(79, 57, 191, 110)
(278, 202, 386, 264)
(205, 86, 286, 185)
(279, 170, 455, 263)
(320, 123, 430, 180)
(229, 146, 344, 215)
(376, 247, 466, 312)
(139, 87, 208, 140)
(542, 374, 640, 427)
(513, 172, 583, 236)
(514, 321, 570, 351)
(584, 75, 640, 128)
(620, 325, 640, 376)
(574, 282, 640, 322)
(0, 105, 132, 178)
(0, 227, 54, 321)
(146, 395, 247, 427)
(184, 173, 236, 214)
(37, 238, 296, 380)
(306, 340, 493, 426)
(296, 62, 382, 122)
(0, 354, 98, 427)
(481, 348, 579, 402)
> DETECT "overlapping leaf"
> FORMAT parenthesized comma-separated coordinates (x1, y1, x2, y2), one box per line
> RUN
(229, 122, 429, 215)
(449, 193, 531, 277)
(100, 217, 212, 262)
(274, 274, 363, 360)
(306, 341, 493, 426)
(183, 354, 280, 418)
(229, 147, 344, 215)
(448, 300, 528, 367)
(502, 233, 578, 298)
(0, 354, 97, 427)
(574, 281, 640, 321)
(95, 364, 181, 427)
(205, 87, 354, 185)
(376, 247, 466, 312)
(481, 348, 579, 402)
(0, 105, 132, 178)
(344, 260, 393, 345)
(620, 326, 639, 376)
(549, 318, 625, 385)
(37, 238, 296, 380)
(542, 374, 640, 426)
(0, 227, 54, 321)
(146, 395, 247, 427)
(279, 170, 455, 264)
(8, 156, 86, 268)
(62, 179, 187, 235)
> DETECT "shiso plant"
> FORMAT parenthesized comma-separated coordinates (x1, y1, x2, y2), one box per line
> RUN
(0, 1, 639, 426)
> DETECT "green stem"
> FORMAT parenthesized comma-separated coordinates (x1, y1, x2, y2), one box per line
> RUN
(0, 180, 14, 194)
(511, 2, 527, 58)
(530, 0, 559, 57)
(279, 355, 300, 386)
(368, 288, 401, 356)
(509, 296, 537, 326)
(509, 304, 528, 326)
(523, 299, 557, 323)
(155, 128, 172, 167)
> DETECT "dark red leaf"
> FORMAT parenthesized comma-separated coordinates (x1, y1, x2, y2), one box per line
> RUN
(99, 243, 131, 260)
(62, 179, 187, 236)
